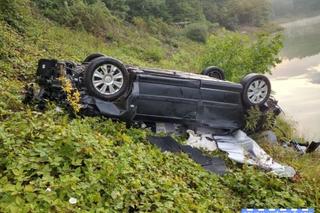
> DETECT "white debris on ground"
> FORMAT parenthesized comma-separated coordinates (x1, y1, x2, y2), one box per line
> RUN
(55, 106, 63, 113)
(45, 187, 52, 192)
(69, 197, 78, 205)
(156, 121, 296, 177)
(214, 130, 296, 178)
(156, 122, 183, 135)
(186, 130, 217, 152)
(185, 129, 296, 178)
(260, 130, 278, 144)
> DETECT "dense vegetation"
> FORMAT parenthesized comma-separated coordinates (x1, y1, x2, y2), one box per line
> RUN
(0, 0, 319, 212)
(200, 31, 283, 81)
(32, 0, 272, 34)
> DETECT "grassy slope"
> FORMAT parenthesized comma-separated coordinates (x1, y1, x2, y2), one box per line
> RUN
(0, 2, 319, 212)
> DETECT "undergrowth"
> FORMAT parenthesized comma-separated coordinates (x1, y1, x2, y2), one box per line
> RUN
(0, 91, 318, 211)
(0, 0, 319, 212)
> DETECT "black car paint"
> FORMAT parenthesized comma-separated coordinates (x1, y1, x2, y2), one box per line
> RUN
(133, 68, 244, 131)
(33, 59, 247, 133)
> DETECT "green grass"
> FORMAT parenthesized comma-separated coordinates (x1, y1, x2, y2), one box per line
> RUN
(0, 1, 319, 212)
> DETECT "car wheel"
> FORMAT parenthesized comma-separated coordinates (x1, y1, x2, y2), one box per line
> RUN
(241, 73, 271, 107)
(84, 57, 129, 101)
(202, 66, 225, 80)
(83, 53, 105, 63)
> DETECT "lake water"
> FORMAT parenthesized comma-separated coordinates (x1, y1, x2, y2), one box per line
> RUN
(269, 15, 320, 140)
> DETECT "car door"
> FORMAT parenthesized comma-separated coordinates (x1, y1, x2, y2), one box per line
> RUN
(135, 72, 201, 123)
(198, 79, 245, 130)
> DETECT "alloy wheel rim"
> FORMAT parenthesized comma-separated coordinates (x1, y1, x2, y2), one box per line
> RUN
(247, 79, 268, 104)
(92, 64, 124, 95)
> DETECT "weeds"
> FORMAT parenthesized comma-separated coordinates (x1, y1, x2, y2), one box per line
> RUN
(0, 0, 319, 212)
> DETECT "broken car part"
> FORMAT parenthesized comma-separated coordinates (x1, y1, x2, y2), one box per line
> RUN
(306, 141, 320, 153)
(147, 136, 226, 175)
(214, 130, 296, 178)
(186, 130, 217, 152)
(183, 129, 295, 177)
(289, 140, 320, 154)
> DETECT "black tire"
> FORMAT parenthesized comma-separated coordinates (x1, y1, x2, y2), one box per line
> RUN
(202, 66, 225, 80)
(84, 57, 130, 101)
(83, 53, 105, 63)
(241, 73, 271, 107)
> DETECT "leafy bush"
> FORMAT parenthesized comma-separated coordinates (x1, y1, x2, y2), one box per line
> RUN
(0, 102, 318, 211)
(272, 116, 298, 143)
(31, 0, 272, 33)
(101, 0, 129, 19)
(0, 0, 26, 32)
(184, 22, 208, 43)
(143, 46, 164, 62)
(32, 0, 118, 37)
(222, 167, 307, 208)
(244, 106, 275, 133)
(199, 31, 283, 81)
(0, 108, 235, 212)
(133, 17, 179, 40)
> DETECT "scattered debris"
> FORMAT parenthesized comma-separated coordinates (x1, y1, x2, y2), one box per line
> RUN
(289, 140, 320, 154)
(55, 106, 63, 113)
(215, 130, 296, 178)
(153, 125, 299, 177)
(290, 140, 307, 154)
(69, 197, 77, 205)
(155, 123, 185, 135)
(260, 130, 278, 144)
(186, 130, 217, 152)
(147, 136, 227, 175)
(306, 141, 320, 153)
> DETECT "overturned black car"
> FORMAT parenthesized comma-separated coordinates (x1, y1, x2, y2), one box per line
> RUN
(26, 53, 280, 134)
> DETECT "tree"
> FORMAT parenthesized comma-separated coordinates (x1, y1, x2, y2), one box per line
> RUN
(199, 31, 283, 81)
(234, 0, 270, 26)
(166, 0, 204, 22)
(126, 0, 169, 21)
(101, 0, 129, 19)
(201, 0, 270, 29)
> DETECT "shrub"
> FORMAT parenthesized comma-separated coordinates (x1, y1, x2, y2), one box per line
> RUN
(32, 0, 118, 37)
(0, 0, 26, 32)
(272, 116, 298, 143)
(0, 108, 235, 212)
(184, 22, 208, 43)
(143, 47, 164, 62)
(222, 167, 307, 208)
(199, 31, 283, 81)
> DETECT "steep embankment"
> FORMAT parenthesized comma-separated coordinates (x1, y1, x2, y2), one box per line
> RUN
(0, 1, 319, 212)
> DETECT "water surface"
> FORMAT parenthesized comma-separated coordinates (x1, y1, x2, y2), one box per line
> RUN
(269, 15, 320, 140)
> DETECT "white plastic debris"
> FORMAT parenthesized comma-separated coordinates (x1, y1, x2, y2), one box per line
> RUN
(186, 130, 217, 152)
(69, 197, 77, 205)
(45, 187, 52, 192)
(260, 130, 278, 144)
(156, 122, 184, 135)
(55, 106, 63, 113)
(214, 130, 296, 178)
